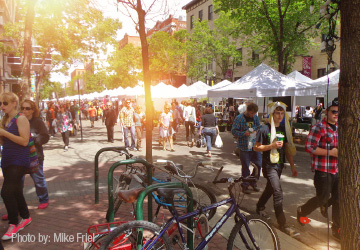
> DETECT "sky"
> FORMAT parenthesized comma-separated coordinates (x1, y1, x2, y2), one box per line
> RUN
(50, 0, 192, 84)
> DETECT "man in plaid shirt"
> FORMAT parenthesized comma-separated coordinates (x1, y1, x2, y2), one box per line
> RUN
(297, 98, 340, 240)
(231, 103, 262, 194)
(120, 99, 136, 151)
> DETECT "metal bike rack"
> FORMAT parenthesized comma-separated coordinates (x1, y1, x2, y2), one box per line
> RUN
(94, 147, 130, 204)
(135, 182, 194, 250)
(106, 158, 153, 222)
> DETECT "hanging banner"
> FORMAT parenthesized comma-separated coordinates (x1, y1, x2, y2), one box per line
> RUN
(225, 69, 232, 79)
(302, 56, 311, 78)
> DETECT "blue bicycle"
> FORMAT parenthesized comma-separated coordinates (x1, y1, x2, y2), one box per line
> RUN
(111, 151, 217, 221)
(100, 167, 280, 250)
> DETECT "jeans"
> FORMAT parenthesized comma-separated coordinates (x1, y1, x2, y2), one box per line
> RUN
(61, 130, 70, 146)
(124, 126, 136, 149)
(185, 121, 195, 142)
(300, 170, 339, 230)
(30, 163, 49, 204)
(202, 127, 216, 151)
(257, 164, 286, 227)
(238, 150, 262, 187)
(1, 165, 30, 225)
(106, 125, 114, 141)
(135, 126, 142, 148)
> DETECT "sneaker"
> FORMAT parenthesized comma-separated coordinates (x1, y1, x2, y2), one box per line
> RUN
(280, 225, 300, 237)
(2, 224, 19, 240)
(50, 136, 54, 139)
(17, 217, 32, 231)
(64, 146, 68, 152)
(251, 185, 260, 192)
(297, 206, 310, 225)
(332, 227, 340, 240)
(38, 202, 49, 209)
(256, 206, 271, 220)
(2, 214, 8, 221)
(320, 205, 328, 218)
(242, 187, 251, 194)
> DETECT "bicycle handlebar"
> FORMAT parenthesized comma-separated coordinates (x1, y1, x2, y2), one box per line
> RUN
(155, 159, 214, 179)
(212, 165, 257, 185)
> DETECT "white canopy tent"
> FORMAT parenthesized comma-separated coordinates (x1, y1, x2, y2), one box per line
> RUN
(210, 79, 232, 90)
(188, 81, 211, 98)
(208, 63, 313, 98)
(287, 70, 313, 82)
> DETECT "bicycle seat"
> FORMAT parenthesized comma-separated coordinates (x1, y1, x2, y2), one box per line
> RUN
(117, 187, 145, 203)
(156, 188, 186, 200)
(165, 164, 183, 175)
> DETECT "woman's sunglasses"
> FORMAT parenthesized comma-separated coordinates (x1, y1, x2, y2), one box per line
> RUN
(0, 102, 9, 106)
(331, 110, 338, 114)
(21, 107, 32, 111)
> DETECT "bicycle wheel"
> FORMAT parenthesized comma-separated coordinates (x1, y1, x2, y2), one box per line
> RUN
(113, 174, 131, 215)
(227, 214, 280, 250)
(188, 183, 217, 221)
(194, 214, 209, 250)
(99, 220, 173, 250)
(84, 234, 107, 250)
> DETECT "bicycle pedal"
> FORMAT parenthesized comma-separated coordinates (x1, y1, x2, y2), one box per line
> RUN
(300, 216, 310, 224)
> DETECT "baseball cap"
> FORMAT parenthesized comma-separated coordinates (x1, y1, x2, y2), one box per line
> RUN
(327, 97, 338, 109)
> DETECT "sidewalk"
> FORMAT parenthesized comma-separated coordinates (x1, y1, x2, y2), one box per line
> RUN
(0, 120, 339, 249)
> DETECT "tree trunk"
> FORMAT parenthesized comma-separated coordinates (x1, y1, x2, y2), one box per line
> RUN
(21, 0, 37, 101)
(339, 1, 360, 249)
(35, 52, 48, 105)
(136, 0, 153, 164)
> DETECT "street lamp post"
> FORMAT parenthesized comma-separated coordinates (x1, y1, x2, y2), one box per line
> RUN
(204, 73, 208, 85)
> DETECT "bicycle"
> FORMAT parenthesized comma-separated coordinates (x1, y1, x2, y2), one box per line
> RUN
(86, 177, 210, 250)
(99, 166, 280, 250)
(110, 150, 216, 221)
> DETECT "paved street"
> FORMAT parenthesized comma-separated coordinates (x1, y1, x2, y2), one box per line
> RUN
(0, 119, 341, 249)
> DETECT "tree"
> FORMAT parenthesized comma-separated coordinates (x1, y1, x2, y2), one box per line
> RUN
(339, 1, 360, 249)
(21, 0, 37, 100)
(6, 0, 122, 102)
(33, 0, 121, 102)
(214, 0, 323, 74)
(187, 12, 242, 82)
(148, 31, 187, 84)
(106, 43, 142, 88)
(117, 0, 169, 163)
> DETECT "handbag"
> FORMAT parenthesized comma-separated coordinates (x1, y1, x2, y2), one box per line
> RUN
(215, 134, 223, 148)
(189, 115, 196, 124)
(26, 136, 40, 174)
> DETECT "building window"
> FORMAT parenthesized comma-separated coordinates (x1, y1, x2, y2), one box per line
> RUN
(321, 34, 327, 52)
(199, 10, 203, 22)
(317, 68, 326, 78)
(252, 50, 259, 61)
(208, 5, 213, 20)
(190, 15, 194, 29)
(236, 48, 243, 66)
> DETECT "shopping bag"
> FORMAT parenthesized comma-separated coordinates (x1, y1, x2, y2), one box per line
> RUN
(215, 134, 223, 148)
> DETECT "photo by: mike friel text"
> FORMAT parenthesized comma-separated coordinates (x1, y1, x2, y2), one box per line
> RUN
(11, 232, 94, 244)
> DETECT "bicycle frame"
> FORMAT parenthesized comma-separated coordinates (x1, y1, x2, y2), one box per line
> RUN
(143, 197, 259, 250)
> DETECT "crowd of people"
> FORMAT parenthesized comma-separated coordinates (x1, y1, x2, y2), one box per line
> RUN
(0, 92, 340, 243)
(231, 98, 339, 239)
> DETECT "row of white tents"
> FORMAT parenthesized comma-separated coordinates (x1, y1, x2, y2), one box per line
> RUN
(52, 63, 339, 109)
